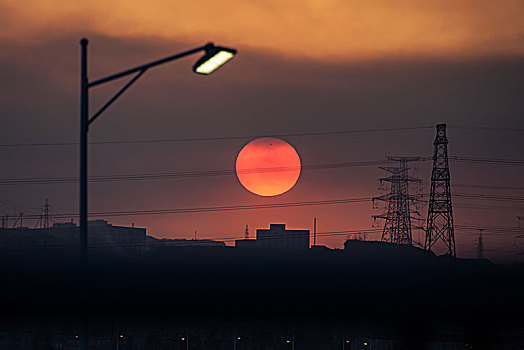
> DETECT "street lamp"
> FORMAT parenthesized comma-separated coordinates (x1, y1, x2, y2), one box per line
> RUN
(78, 38, 236, 350)
(79, 38, 237, 268)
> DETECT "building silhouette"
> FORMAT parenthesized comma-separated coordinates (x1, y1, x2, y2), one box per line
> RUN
(235, 224, 309, 250)
(146, 237, 226, 247)
(0, 220, 229, 260)
(0, 220, 147, 260)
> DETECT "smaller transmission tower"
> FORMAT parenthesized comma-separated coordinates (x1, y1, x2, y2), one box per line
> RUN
(373, 156, 422, 245)
(425, 124, 456, 257)
(244, 225, 249, 240)
(43, 198, 50, 229)
(477, 229, 484, 259)
(12, 212, 23, 228)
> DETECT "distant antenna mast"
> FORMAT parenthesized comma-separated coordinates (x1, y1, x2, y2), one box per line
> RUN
(313, 217, 317, 246)
(244, 225, 249, 240)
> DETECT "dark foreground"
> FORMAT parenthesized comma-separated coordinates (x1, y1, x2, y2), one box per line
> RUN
(1, 244, 523, 349)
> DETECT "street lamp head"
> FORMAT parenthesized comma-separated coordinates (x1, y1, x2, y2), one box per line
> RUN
(193, 43, 237, 75)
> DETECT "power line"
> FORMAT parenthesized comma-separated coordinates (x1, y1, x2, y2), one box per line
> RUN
(7, 192, 522, 222)
(454, 203, 524, 211)
(0, 126, 434, 148)
(454, 193, 524, 202)
(3, 124, 524, 149)
(450, 184, 524, 191)
(0, 156, 522, 186)
(0, 160, 389, 185)
(448, 125, 524, 132)
(455, 224, 523, 233)
(450, 156, 524, 166)
(2, 124, 523, 149)
(15, 197, 374, 220)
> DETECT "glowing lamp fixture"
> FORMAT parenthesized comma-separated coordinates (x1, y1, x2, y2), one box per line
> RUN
(193, 44, 237, 74)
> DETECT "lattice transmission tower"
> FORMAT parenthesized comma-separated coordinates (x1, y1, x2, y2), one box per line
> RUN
(244, 224, 250, 240)
(477, 229, 484, 259)
(425, 123, 456, 257)
(373, 156, 423, 245)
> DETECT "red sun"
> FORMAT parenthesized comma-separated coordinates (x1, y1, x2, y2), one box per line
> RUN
(235, 137, 301, 196)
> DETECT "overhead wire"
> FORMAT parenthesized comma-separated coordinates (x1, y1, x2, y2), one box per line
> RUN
(1, 124, 523, 148)
(0, 156, 522, 186)
(2, 192, 521, 222)
(12, 197, 373, 220)
(448, 125, 524, 132)
(0, 160, 389, 185)
(0, 126, 434, 148)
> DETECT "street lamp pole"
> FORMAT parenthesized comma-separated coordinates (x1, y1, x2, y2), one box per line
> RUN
(78, 38, 236, 350)
(80, 39, 89, 268)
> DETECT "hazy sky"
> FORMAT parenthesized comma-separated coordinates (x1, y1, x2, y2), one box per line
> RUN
(0, 0, 523, 262)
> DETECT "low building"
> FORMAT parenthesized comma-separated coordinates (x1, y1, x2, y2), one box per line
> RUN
(0, 220, 147, 258)
(256, 224, 309, 250)
(147, 237, 226, 247)
(234, 239, 258, 249)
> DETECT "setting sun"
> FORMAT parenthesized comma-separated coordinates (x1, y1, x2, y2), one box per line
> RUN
(235, 137, 301, 197)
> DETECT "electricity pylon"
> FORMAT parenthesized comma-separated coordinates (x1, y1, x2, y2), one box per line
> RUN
(425, 124, 456, 257)
(373, 156, 422, 245)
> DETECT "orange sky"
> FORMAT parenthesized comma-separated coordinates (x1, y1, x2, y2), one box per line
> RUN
(0, 0, 523, 262)
(2, 0, 524, 61)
